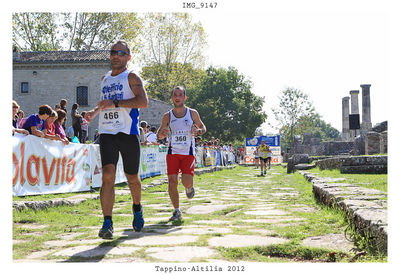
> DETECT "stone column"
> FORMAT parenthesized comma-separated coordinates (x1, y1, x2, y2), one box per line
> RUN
(342, 96, 350, 141)
(349, 90, 360, 139)
(361, 84, 372, 132)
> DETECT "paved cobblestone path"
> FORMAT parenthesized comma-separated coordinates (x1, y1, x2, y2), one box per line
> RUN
(13, 165, 357, 263)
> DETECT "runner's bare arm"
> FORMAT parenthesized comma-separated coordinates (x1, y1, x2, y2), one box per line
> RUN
(190, 109, 206, 136)
(157, 112, 170, 140)
(96, 72, 148, 111)
(122, 72, 148, 108)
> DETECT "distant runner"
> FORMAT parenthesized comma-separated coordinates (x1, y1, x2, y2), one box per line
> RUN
(157, 87, 207, 221)
(259, 140, 269, 176)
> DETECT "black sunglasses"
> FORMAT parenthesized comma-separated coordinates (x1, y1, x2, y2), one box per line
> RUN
(110, 50, 129, 56)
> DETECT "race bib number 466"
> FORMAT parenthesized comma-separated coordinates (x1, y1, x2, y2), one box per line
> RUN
(99, 110, 125, 132)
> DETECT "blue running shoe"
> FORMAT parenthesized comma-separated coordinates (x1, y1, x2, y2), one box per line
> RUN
(133, 205, 144, 232)
(98, 219, 113, 239)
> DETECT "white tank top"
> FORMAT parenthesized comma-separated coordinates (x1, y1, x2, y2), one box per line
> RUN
(98, 69, 139, 135)
(168, 108, 195, 155)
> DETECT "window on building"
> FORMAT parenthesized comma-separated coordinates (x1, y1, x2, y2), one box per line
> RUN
(21, 82, 29, 93)
(76, 86, 88, 106)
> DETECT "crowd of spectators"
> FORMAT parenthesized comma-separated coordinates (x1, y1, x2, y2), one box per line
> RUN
(12, 100, 245, 164)
(194, 136, 245, 163)
(12, 99, 95, 145)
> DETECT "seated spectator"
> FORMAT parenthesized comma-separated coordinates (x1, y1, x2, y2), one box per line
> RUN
(21, 104, 52, 137)
(146, 126, 158, 145)
(44, 110, 63, 142)
(12, 101, 29, 135)
(140, 121, 151, 145)
(54, 109, 69, 145)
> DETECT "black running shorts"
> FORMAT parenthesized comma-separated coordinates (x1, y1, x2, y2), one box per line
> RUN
(99, 133, 141, 175)
(259, 157, 268, 162)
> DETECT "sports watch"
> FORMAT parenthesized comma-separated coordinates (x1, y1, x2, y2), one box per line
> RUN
(113, 99, 119, 108)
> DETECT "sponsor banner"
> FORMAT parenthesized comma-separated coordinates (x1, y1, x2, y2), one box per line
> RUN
(244, 135, 282, 164)
(12, 135, 235, 196)
(89, 144, 103, 188)
(195, 147, 204, 168)
(139, 145, 167, 179)
(12, 134, 91, 196)
(92, 145, 168, 188)
(246, 135, 280, 147)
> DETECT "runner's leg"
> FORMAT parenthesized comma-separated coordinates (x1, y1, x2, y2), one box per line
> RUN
(100, 164, 116, 217)
(168, 174, 180, 209)
(126, 173, 141, 205)
(181, 174, 194, 189)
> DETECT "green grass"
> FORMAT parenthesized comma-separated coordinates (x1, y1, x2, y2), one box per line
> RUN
(12, 165, 387, 262)
(306, 167, 387, 192)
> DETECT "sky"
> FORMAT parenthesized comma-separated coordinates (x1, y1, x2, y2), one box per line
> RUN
(190, 8, 389, 134)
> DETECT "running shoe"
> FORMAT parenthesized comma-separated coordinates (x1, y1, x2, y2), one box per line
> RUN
(98, 219, 113, 239)
(169, 209, 182, 221)
(132, 205, 144, 232)
(185, 187, 195, 199)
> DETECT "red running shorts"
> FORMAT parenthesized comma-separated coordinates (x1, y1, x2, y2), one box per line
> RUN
(166, 154, 196, 176)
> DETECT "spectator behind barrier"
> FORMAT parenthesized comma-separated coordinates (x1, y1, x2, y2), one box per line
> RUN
(146, 126, 158, 145)
(21, 104, 52, 137)
(12, 100, 29, 136)
(44, 110, 63, 142)
(54, 109, 69, 145)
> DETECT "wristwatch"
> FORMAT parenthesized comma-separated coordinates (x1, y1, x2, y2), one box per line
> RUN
(113, 99, 119, 108)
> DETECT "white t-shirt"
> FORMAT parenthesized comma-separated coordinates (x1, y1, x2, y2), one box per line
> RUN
(146, 131, 157, 143)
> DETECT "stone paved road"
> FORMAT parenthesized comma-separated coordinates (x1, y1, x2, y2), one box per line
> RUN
(13, 165, 356, 263)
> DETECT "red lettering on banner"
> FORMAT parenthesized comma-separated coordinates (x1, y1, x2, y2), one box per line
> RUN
(42, 157, 56, 185)
(20, 142, 25, 184)
(61, 154, 67, 184)
(55, 158, 61, 184)
(26, 155, 40, 186)
(12, 153, 19, 186)
(66, 159, 76, 184)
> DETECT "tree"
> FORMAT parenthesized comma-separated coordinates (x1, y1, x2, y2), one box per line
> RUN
(297, 113, 340, 141)
(141, 62, 205, 102)
(187, 66, 266, 142)
(13, 13, 60, 51)
(12, 12, 141, 52)
(271, 87, 315, 151)
(138, 13, 207, 101)
(62, 13, 141, 51)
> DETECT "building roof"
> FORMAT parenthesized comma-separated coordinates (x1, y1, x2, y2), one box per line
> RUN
(13, 50, 110, 64)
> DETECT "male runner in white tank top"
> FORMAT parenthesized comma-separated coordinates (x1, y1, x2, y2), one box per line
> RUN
(85, 41, 148, 239)
(157, 87, 207, 221)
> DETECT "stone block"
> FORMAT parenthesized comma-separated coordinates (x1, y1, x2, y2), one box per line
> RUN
(340, 165, 387, 174)
(365, 131, 381, 155)
(292, 154, 310, 164)
(353, 136, 365, 155)
(303, 133, 312, 145)
(380, 131, 387, 154)
(341, 156, 387, 166)
(294, 163, 316, 170)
